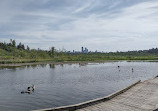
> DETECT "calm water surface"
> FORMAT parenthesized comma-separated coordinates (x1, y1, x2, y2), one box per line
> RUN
(0, 61, 158, 111)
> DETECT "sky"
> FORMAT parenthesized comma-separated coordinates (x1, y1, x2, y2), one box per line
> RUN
(0, 0, 158, 52)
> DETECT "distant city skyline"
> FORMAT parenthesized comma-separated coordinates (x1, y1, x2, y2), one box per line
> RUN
(0, 0, 158, 52)
(68, 46, 101, 53)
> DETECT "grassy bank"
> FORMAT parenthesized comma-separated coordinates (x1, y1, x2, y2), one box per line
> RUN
(1, 54, 158, 64)
(1, 39, 158, 64)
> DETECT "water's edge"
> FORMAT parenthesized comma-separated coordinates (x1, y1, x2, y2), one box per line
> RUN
(1, 60, 158, 67)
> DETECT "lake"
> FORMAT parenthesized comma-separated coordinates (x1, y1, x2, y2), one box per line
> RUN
(0, 61, 158, 111)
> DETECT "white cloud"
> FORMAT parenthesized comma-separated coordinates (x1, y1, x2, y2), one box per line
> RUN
(0, 0, 158, 52)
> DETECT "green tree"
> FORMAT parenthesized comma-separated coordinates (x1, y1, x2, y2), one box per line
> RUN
(12, 40, 16, 47)
(49, 46, 55, 58)
(17, 42, 25, 50)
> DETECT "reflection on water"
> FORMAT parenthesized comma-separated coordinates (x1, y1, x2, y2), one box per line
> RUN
(49, 64, 55, 69)
(0, 61, 158, 111)
(79, 62, 88, 66)
(0, 66, 19, 70)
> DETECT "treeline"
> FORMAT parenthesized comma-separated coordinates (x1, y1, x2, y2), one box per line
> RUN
(1, 39, 158, 64)
(109, 48, 158, 56)
(0, 39, 55, 61)
(0, 39, 28, 51)
(125, 48, 158, 54)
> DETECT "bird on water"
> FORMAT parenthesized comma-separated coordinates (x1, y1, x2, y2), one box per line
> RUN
(132, 68, 134, 72)
(21, 85, 35, 94)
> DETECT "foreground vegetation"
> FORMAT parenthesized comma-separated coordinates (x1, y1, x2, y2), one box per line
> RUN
(1, 39, 158, 64)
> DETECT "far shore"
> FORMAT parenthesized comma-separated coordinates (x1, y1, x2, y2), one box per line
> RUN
(1, 60, 158, 67)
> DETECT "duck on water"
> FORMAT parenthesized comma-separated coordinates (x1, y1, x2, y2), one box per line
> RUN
(21, 85, 35, 94)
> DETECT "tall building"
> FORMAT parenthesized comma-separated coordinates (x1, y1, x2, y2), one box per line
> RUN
(85, 47, 88, 53)
(81, 47, 84, 53)
(81, 47, 89, 53)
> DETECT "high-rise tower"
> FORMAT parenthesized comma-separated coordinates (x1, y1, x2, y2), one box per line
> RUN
(81, 47, 84, 53)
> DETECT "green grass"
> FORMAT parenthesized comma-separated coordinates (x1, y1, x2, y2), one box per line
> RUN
(1, 47, 158, 64)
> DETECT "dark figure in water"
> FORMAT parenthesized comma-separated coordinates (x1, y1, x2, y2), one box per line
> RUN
(118, 66, 120, 68)
(31, 85, 35, 91)
(21, 91, 30, 94)
(27, 87, 31, 91)
(21, 85, 35, 94)
(132, 68, 134, 72)
(27, 85, 35, 91)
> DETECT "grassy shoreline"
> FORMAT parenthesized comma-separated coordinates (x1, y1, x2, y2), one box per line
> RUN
(1, 39, 158, 67)
(0, 59, 117, 66)
(1, 59, 158, 67)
